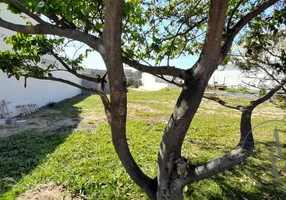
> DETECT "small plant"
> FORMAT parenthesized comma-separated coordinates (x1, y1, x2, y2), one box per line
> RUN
(127, 78, 140, 88)
(47, 101, 56, 107)
(259, 89, 267, 97)
(274, 95, 286, 109)
(87, 120, 95, 124)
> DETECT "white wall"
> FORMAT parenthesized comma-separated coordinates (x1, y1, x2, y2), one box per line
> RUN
(209, 66, 279, 89)
(209, 69, 244, 87)
(0, 3, 81, 118)
(0, 71, 81, 118)
(140, 73, 168, 91)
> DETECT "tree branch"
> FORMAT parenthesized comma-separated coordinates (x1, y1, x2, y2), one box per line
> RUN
(203, 95, 244, 111)
(250, 77, 286, 107)
(250, 61, 285, 92)
(257, 36, 284, 60)
(193, 0, 228, 77)
(122, 57, 185, 79)
(154, 74, 184, 87)
(29, 75, 97, 93)
(181, 76, 286, 186)
(166, 16, 208, 66)
(156, 1, 229, 197)
(0, 18, 104, 54)
(51, 52, 102, 83)
(29, 75, 112, 123)
(182, 108, 254, 185)
(162, 16, 208, 42)
(226, 0, 244, 32)
(221, 0, 279, 61)
(102, 0, 155, 198)
(5, 0, 46, 24)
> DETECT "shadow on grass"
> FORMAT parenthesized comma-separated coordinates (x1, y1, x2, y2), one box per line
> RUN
(186, 141, 286, 200)
(0, 95, 88, 197)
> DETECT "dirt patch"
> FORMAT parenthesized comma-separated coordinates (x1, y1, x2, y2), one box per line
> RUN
(0, 109, 77, 138)
(128, 103, 155, 112)
(200, 97, 286, 119)
(254, 106, 285, 119)
(17, 183, 86, 200)
(0, 107, 104, 138)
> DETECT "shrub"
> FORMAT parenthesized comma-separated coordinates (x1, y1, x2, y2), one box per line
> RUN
(259, 89, 267, 97)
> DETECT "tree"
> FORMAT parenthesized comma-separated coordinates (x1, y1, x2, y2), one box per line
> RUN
(0, 0, 285, 199)
(231, 8, 286, 107)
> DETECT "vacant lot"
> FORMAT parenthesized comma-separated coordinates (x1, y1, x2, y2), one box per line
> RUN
(0, 89, 285, 200)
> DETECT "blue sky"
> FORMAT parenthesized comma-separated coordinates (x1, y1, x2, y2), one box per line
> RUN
(77, 48, 199, 70)
(1, 2, 200, 71)
(63, 41, 198, 70)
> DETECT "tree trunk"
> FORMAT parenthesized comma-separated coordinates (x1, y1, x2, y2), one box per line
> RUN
(156, 1, 228, 199)
(156, 181, 184, 200)
(155, 107, 255, 200)
(101, 1, 156, 198)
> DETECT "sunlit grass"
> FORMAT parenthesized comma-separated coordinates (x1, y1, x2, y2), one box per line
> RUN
(0, 88, 285, 199)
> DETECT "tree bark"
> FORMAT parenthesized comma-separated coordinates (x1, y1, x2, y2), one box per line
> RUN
(179, 107, 254, 185)
(156, 1, 228, 199)
(101, 0, 155, 198)
(0, 1, 282, 199)
(180, 77, 286, 186)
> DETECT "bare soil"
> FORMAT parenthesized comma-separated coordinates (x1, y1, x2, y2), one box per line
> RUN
(0, 108, 104, 138)
(16, 183, 87, 200)
(0, 111, 75, 138)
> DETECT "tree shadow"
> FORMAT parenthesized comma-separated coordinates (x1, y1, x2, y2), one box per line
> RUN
(0, 95, 89, 197)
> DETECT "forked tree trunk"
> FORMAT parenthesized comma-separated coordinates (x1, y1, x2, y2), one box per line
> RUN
(155, 107, 255, 200)
(156, 1, 228, 199)
(99, 1, 282, 200)
(0, 0, 282, 199)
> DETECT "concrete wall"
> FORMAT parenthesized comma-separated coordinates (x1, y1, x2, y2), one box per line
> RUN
(0, 71, 81, 118)
(140, 73, 180, 91)
(0, 4, 81, 118)
(208, 66, 279, 89)
(209, 68, 245, 88)
(140, 73, 169, 91)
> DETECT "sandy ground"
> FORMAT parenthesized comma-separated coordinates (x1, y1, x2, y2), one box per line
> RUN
(16, 183, 87, 200)
(0, 110, 76, 138)
(0, 107, 105, 138)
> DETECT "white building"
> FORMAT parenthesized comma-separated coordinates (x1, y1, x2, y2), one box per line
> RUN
(209, 66, 246, 88)
(209, 65, 279, 90)
(0, 4, 81, 118)
(140, 73, 179, 91)
(140, 64, 279, 91)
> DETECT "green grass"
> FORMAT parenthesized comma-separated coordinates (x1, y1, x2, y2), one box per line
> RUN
(225, 87, 251, 94)
(0, 89, 285, 199)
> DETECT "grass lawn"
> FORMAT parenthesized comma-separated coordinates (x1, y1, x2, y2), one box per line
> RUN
(0, 89, 285, 199)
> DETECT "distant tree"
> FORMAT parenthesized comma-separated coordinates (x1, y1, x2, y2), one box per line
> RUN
(126, 77, 136, 87)
(231, 9, 286, 107)
(126, 70, 142, 88)
(0, 1, 285, 199)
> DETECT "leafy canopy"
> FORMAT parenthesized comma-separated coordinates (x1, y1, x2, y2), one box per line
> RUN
(0, 0, 285, 79)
